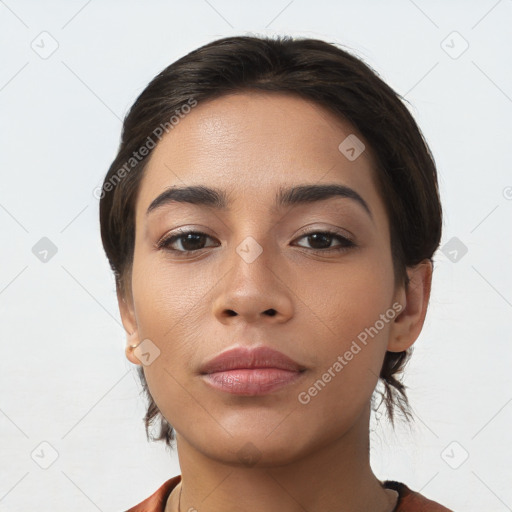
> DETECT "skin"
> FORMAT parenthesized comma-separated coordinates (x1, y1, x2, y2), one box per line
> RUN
(118, 91, 432, 512)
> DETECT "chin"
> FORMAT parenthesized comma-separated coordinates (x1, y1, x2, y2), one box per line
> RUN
(196, 428, 313, 468)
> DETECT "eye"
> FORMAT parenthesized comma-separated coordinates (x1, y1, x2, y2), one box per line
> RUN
(293, 230, 356, 252)
(156, 229, 219, 254)
(156, 228, 356, 256)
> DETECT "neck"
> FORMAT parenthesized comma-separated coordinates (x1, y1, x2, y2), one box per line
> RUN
(166, 404, 396, 512)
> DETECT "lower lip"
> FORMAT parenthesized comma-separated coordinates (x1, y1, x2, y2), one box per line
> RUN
(202, 368, 305, 395)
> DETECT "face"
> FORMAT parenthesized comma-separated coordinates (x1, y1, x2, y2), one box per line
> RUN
(121, 91, 411, 466)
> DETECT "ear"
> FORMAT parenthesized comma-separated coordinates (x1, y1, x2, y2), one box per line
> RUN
(387, 259, 433, 353)
(117, 286, 142, 366)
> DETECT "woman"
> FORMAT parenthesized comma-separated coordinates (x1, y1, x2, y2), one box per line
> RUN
(99, 35, 452, 512)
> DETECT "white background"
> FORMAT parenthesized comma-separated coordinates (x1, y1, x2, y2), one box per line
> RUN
(1, 1, 511, 511)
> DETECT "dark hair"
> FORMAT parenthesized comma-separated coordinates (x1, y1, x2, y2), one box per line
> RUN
(99, 34, 442, 448)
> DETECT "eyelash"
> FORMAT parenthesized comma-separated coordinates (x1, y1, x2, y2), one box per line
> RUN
(156, 228, 356, 256)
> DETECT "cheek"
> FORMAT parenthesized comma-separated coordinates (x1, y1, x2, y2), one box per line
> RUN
(289, 254, 396, 414)
(130, 261, 210, 433)
(292, 264, 395, 429)
(293, 251, 395, 345)
(132, 253, 207, 325)
(130, 256, 215, 373)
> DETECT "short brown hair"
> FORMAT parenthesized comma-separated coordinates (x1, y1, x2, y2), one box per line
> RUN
(99, 34, 442, 448)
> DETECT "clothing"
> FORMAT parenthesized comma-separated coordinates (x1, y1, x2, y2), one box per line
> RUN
(124, 475, 453, 511)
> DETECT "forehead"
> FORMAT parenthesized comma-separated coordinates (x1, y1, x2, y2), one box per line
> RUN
(136, 91, 385, 221)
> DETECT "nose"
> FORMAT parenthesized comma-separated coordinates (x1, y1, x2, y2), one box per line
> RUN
(212, 238, 294, 325)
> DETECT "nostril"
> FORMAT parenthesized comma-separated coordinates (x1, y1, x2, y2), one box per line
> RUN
(265, 309, 277, 316)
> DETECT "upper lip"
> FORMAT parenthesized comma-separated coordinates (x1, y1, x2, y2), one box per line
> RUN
(199, 346, 305, 374)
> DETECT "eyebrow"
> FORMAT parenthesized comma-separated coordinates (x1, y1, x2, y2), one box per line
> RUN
(146, 183, 373, 220)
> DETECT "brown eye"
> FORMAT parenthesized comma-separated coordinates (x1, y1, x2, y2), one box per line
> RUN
(157, 230, 219, 253)
(294, 231, 355, 252)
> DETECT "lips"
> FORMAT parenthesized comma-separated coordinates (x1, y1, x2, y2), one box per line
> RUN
(199, 345, 305, 374)
(199, 345, 306, 395)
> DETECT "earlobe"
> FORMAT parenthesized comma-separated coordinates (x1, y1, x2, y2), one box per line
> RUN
(125, 333, 143, 365)
(387, 259, 433, 353)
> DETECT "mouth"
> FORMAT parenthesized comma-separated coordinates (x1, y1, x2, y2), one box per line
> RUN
(199, 345, 307, 396)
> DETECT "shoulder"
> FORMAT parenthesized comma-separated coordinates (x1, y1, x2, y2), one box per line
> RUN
(124, 475, 181, 512)
(383, 480, 454, 512)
